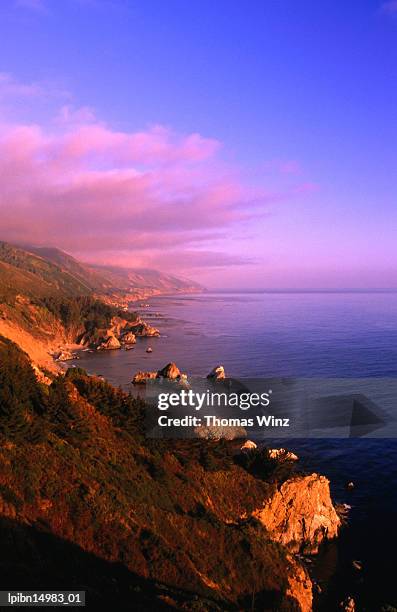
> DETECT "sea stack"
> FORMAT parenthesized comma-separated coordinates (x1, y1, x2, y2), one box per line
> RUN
(157, 362, 181, 380)
(207, 365, 226, 380)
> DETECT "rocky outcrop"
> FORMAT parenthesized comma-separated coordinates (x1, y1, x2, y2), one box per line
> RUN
(207, 365, 225, 380)
(241, 439, 257, 451)
(268, 448, 299, 461)
(97, 335, 121, 350)
(78, 316, 158, 350)
(127, 321, 160, 337)
(132, 371, 158, 384)
(253, 473, 341, 554)
(132, 362, 188, 385)
(121, 331, 136, 344)
(284, 554, 313, 612)
(54, 349, 76, 361)
(157, 362, 181, 380)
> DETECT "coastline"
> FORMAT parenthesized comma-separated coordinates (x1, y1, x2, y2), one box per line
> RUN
(3, 290, 397, 609)
(65, 291, 397, 610)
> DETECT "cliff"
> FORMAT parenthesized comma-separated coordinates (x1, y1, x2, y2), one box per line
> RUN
(0, 337, 341, 611)
(253, 473, 341, 554)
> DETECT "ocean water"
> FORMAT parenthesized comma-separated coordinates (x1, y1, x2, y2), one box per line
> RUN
(73, 291, 397, 610)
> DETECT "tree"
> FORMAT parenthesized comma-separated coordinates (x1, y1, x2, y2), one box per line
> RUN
(0, 336, 45, 442)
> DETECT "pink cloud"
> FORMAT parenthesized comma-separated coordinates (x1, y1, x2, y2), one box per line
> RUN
(55, 105, 97, 125)
(0, 110, 310, 274)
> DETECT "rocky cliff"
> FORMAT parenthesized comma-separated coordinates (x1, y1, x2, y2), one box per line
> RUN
(253, 473, 341, 554)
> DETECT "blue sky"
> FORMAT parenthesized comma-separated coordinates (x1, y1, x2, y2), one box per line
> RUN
(0, 0, 396, 288)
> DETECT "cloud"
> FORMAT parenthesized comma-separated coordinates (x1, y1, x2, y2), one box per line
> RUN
(55, 105, 97, 125)
(0, 122, 248, 247)
(0, 77, 311, 276)
(381, 0, 397, 14)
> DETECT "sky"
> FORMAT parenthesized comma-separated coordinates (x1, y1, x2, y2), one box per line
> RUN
(0, 0, 396, 289)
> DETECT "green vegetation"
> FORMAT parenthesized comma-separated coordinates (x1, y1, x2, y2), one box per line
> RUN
(0, 336, 45, 442)
(41, 295, 138, 335)
(235, 447, 297, 482)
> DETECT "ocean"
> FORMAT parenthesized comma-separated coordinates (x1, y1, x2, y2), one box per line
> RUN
(73, 291, 397, 610)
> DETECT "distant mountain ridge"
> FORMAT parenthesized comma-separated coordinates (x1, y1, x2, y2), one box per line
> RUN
(0, 242, 93, 300)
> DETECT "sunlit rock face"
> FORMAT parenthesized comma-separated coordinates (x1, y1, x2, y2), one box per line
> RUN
(253, 473, 341, 554)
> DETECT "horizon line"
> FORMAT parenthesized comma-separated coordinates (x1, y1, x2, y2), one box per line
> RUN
(204, 288, 397, 294)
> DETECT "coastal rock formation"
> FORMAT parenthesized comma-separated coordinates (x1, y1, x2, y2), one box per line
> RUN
(132, 371, 157, 384)
(132, 362, 187, 384)
(121, 331, 136, 344)
(54, 349, 76, 361)
(268, 448, 299, 462)
(127, 321, 160, 337)
(285, 554, 313, 612)
(207, 365, 225, 380)
(253, 473, 341, 554)
(241, 439, 258, 451)
(97, 335, 121, 350)
(157, 362, 181, 380)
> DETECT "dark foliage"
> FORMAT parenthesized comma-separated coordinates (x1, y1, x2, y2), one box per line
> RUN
(65, 368, 145, 435)
(235, 447, 296, 482)
(41, 295, 138, 333)
(0, 336, 46, 442)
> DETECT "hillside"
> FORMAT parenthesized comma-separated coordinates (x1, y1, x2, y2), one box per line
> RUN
(0, 241, 201, 370)
(91, 264, 203, 294)
(0, 242, 94, 301)
(25, 245, 203, 298)
(0, 336, 341, 611)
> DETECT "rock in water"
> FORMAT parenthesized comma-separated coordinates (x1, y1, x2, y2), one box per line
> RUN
(54, 349, 76, 361)
(157, 362, 181, 380)
(122, 331, 136, 344)
(253, 473, 341, 554)
(127, 321, 160, 337)
(132, 371, 157, 384)
(97, 335, 121, 350)
(268, 448, 299, 461)
(207, 365, 225, 380)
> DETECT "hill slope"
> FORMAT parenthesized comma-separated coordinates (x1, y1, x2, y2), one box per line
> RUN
(0, 242, 94, 301)
(25, 245, 203, 297)
(0, 336, 332, 611)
